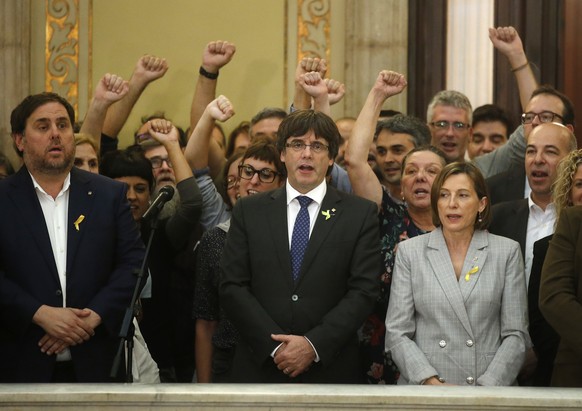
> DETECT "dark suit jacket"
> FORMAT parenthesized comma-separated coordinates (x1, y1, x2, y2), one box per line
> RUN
(219, 185, 381, 383)
(528, 234, 560, 386)
(489, 198, 529, 259)
(0, 167, 145, 382)
(486, 165, 526, 206)
(540, 206, 582, 387)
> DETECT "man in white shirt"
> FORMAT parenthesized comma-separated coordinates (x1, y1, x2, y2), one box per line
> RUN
(0, 92, 144, 382)
(220, 109, 380, 383)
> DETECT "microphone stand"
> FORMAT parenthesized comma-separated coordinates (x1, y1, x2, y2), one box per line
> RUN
(110, 209, 161, 382)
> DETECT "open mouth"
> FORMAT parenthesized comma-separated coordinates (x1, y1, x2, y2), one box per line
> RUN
(441, 141, 457, 151)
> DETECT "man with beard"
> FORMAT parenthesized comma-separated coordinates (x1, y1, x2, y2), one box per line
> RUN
(0, 92, 144, 382)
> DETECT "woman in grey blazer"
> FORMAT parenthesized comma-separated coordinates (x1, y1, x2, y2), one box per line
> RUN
(385, 162, 528, 386)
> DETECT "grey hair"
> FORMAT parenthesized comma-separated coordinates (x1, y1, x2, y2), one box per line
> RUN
(426, 90, 473, 124)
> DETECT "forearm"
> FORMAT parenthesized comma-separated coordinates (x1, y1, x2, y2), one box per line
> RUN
(79, 98, 111, 150)
(312, 94, 331, 116)
(472, 125, 526, 178)
(346, 90, 384, 167)
(185, 110, 215, 170)
(165, 141, 193, 184)
(195, 319, 218, 383)
(293, 83, 312, 110)
(505, 50, 538, 111)
(102, 78, 147, 138)
(164, 177, 203, 250)
(197, 175, 230, 230)
(190, 75, 218, 133)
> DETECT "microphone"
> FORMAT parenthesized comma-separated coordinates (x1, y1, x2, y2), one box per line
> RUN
(142, 185, 175, 220)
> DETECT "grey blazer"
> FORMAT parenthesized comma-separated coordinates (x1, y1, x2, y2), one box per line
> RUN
(385, 228, 528, 386)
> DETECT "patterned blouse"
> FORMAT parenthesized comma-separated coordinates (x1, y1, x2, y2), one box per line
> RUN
(359, 187, 428, 384)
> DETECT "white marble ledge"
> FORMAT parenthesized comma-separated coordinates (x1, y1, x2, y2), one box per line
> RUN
(0, 384, 581, 410)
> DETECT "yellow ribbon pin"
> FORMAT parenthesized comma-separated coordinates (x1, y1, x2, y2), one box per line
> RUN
(321, 208, 337, 221)
(465, 266, 479, 282)
(74, 215, 85, 231)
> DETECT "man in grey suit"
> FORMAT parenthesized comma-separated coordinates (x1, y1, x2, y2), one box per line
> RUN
(220, 110, 380, 383)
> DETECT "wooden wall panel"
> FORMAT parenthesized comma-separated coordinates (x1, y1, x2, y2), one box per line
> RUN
(407, 0, 447, 120)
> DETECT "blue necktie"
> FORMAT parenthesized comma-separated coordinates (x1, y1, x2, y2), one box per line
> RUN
(290, 196, 313, 282)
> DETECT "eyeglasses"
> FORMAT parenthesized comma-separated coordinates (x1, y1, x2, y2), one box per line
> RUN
(226, 175, 239, 189)
(285, 140, 329, 153)
(521, 111, 564, 125)
(149, 156, 173, 169)
(238, 164, 279, 183)
(430, 121, 470, 130)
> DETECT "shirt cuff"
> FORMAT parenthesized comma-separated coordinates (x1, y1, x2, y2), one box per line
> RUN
(304, 336, 320, 362)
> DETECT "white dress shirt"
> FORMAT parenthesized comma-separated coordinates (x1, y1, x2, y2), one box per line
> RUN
(525, 196, 556, 284)
(285, 179, 327, 247)
(31, 172, 71, 361)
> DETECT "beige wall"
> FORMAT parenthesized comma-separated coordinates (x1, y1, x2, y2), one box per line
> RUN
(91, 0, 286, 147)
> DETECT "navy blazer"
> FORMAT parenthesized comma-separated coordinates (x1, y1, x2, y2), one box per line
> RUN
(0, 167, 145, 382)
(219, 185, 381, 383)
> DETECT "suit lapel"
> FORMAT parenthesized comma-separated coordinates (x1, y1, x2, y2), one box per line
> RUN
(296, 186, 342, 287)
(7, 167, 59, 282)
(427, 228, 474, 337)
(513, 199, 529, 258)
(268, 187, 295, 289)
(66, 168, 95, 276)
(457, 230, 488, 303)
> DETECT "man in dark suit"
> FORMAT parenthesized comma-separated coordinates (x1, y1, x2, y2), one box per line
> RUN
(0, 92, 144, 382)
(489, 122, 576, 385)
(484, 85, 575, 206)
(220, 109, 380, 383)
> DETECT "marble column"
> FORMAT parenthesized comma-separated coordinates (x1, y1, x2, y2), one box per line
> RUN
(0, 0, 30, 170)
(344, 0, 408, 117)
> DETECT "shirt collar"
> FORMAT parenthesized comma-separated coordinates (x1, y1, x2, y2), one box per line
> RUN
(286, 179, 327, 206)
(527, 194, 555, 213)
(30, 171, 71, 198)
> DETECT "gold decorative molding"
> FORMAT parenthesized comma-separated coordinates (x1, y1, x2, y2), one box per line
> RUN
(297, 0, 331, 67)
(45, 0, 80, 114)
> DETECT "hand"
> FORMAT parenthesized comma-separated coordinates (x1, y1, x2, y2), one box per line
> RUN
(488, 26, 525, 59)
(146, 119, 179, 145)
(271, 334, 316, 378)
(38, 308, 102, 355)
(295, 57, 327, 83)
(324, 78, 345, 105)
(202, 40, 236, 73)
(298, 71, 328, 100)
(37, 335, 69, 356)
(134, 55, 169, 84)
(372, 70, 407, 100)
(206, 95, 235, 122)
(94, 73, 129, 104)
(33, 306, 94, 346)
(423, 376, 456, 386)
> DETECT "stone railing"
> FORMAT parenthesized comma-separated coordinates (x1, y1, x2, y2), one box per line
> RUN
(1, 384, 582, 410)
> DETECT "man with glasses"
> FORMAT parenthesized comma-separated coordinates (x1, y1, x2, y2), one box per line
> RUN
(486, 85, 576, 205)
(427, 90, 473, 163)
(220, 109, 380, 383)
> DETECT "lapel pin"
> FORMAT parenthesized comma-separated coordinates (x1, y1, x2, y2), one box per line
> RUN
(74, 215, 85, 231)
(321, 208, 336, 221)
(88, 191, 93, 196)
(465, 266, 479, 282)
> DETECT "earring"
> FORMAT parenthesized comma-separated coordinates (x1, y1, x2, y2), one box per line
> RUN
(478, 211, 483, 223)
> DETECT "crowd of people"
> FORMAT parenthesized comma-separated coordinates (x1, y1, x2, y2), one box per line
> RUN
(1, 25, 581, 388)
